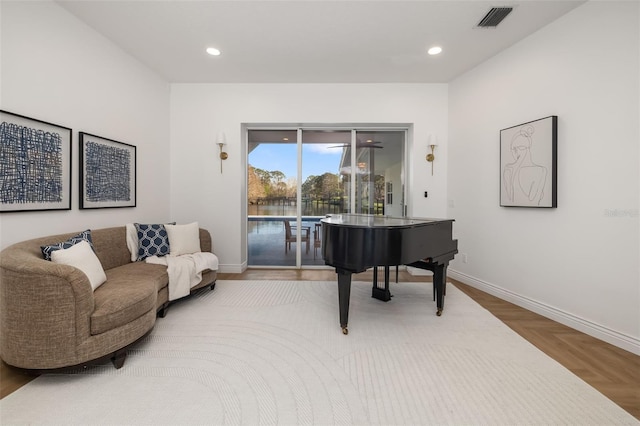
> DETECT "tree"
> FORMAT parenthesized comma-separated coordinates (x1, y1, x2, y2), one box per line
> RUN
(247, 166, 266, 203)
(302, 173, 342, 201)
(253, 167, 271, 186)
(302, 175, 319, 199)
(318, 172, 341, 199)
(285, 177, 297, 198)
(268, 170, 287, 197)
(269, 170, 286, 184)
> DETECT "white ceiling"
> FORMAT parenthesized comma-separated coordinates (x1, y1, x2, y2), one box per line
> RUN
(56, 0, 585, 84)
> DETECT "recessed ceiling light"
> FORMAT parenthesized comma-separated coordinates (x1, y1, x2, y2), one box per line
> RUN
(428, 46, 443, 55)
(206, 47, 221, 56)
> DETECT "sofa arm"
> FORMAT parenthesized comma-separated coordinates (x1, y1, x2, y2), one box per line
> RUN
(199, 228, 213, 253)
(0, 246, 95, 369)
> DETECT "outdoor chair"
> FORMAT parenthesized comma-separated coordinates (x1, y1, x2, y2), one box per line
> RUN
(284, 221, 310, 254)
(313, 223, 322, 259)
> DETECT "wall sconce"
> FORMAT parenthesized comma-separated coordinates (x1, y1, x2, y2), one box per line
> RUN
(216, 132, 228, 173)
(426, 144, 436, 175)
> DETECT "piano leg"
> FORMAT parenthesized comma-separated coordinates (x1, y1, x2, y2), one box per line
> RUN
(372, 266, 392, 302)
(432, 264, 446, 316)
(405, 260, 450, 316)
(337, 270, 352, 334)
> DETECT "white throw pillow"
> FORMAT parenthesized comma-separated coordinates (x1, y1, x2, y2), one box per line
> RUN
(165, 222, 201, 256)
(51, 240, 107, 291)
(125, 223, 138, 262)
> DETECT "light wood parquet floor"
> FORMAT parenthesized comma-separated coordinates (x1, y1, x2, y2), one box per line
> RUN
(2, 269, 639, 421)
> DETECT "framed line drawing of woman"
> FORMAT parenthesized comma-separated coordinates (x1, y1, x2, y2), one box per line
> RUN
(500, 116, 557, 208)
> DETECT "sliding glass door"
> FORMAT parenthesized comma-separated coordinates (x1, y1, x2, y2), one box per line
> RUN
(300, 130, 351, 266)
(247, 127, 406, 267)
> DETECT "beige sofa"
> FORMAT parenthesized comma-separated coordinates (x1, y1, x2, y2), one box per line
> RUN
(0, 226, 217, 371)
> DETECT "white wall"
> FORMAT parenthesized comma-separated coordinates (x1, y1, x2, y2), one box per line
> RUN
(448, 1, 639, 354)
(0, 1, 171, 249)
(170, 84, 448, 271)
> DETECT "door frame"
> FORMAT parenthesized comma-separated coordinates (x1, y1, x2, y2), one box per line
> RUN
(243, 122, 412, 268)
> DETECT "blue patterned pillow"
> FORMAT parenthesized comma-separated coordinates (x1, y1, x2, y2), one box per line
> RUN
(41, 230, 94, 261)
(135, 223, 170, 261)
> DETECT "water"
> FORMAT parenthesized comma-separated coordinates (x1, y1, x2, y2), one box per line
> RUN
(247, 200, 345, 217)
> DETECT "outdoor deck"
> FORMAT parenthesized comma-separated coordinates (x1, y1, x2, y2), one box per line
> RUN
(248, 217, 326, 267)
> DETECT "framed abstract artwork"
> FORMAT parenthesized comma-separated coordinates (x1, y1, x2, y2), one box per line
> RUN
(0, 110, 72, 212)
(79, 132, 136, 209)
(500, 116, 557, 208)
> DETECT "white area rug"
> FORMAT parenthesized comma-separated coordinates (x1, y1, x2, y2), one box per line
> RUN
(1, 280, 637, 425)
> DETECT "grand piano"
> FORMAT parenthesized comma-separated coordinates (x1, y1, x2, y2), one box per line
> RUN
(321, 214, 458, 334)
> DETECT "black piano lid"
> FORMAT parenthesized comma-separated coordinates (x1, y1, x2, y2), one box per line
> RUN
(321, 213, 453, 228)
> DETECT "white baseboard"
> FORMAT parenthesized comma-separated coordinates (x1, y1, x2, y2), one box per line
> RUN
(448, 269, 640, 356)
(218, 262, 246, 274)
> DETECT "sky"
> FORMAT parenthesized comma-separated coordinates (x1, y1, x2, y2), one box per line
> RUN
(248, 143, 343, 182)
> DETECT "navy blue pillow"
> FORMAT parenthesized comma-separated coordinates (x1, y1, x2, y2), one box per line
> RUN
(41, 230, 94, 261)
(135, 223, 170, 261)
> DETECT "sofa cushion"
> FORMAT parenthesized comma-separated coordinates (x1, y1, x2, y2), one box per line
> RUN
(108, 262, 169, 293)
(41, 229, 94, 260)
(91, 263, 167, 335)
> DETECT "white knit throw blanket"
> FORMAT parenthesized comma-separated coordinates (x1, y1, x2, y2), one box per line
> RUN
(145, 252, 219, 301)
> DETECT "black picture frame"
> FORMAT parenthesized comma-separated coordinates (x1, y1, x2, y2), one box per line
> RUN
(0, 110, 72, 213)
(79, 132, 136, 209)
(500, 116, 557, 208)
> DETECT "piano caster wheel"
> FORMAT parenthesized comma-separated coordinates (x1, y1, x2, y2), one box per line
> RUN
(342, 327, 349, 335)
(436, 308, 443, 316)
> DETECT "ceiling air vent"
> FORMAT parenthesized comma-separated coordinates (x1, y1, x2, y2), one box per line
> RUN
(477, 7, 513, 28)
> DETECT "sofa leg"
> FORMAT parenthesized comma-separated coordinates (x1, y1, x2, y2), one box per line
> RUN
(210, 281, 216, 291)
(111, 349, 126, 369)
(158, 302, 170, 318)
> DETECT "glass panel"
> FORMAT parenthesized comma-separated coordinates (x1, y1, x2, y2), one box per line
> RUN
(301, 130, 350, 266)
(354, 130, 405, 216)
(247, 129, 298, 266)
